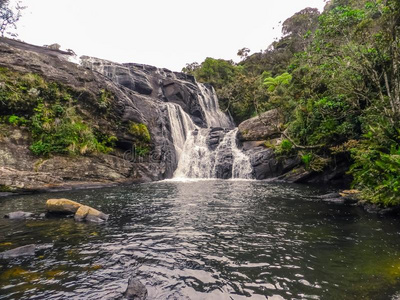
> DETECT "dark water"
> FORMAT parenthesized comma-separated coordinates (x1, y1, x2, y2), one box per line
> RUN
(0, 180, 400, 300)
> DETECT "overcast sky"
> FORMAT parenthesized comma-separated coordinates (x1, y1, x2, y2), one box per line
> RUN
(15, 0, 326, 71)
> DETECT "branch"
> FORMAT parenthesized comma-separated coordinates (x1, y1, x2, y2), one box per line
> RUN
(281, 131, 324, 150)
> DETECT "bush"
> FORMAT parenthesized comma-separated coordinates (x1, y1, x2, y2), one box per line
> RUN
(128, 122, 151, 143)
(0, 67, 116, 157)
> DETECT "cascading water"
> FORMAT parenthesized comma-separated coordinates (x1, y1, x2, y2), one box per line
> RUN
(167, 83, 253, 180)
(165, 102, 196, 161)
(196, 84, 233, 128)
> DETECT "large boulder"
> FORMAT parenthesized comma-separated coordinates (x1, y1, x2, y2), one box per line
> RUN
(238, 109, 283, 141)
(46, 198, 109, 222)
(46, 198, 82, 214)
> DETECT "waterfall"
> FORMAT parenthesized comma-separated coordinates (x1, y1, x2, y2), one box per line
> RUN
(226, 129, 253, 179)
(165, 83, 252, 180)
(197, 83, 234, 128)
(173, 128, 253, 179)
(165, 103, 197, 161)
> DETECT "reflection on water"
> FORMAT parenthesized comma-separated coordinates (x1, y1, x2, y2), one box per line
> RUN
(0, 180, 400, 299)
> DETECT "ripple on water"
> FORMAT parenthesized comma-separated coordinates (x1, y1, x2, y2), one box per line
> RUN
(1, 181, 400, 299)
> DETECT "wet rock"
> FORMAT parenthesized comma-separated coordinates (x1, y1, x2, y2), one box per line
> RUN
(339, 189, 360, 203)
(321, 197, 345, 204)
(0, 244, 36, 259)
(124, 277, 147, 300)
(4, 211, 34, 219)
(46, 198, 82, 214)
(247, 147, 282, 180)
(74, 205, 109, 223)
(238, 109, 283, 141)
(318, 192, 341, 199)
(46, 198, 108, 222)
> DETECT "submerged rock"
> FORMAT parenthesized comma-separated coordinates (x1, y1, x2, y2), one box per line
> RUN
(74, 205, 109, 223)
(4, 211, 34, 219)
(0, 244, 36, 259)
(124, 276, 147, 300)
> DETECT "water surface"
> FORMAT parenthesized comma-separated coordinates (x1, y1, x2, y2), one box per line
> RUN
(0, 180, 400, 299)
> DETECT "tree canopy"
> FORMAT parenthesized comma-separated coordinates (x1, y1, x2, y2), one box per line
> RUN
(183, 0, 400, 206)
(0, 0, 25, 37)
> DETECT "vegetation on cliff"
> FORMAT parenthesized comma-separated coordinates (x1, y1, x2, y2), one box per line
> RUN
(0, 67, 117, 156)
(183, 0, 400, 206)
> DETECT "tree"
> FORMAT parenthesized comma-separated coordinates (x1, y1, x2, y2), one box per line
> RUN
(237, 47, 250, 60)
(0, 0, 25, 37)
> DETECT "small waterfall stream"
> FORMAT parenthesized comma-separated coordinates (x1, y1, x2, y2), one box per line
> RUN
(167, 83, 253, 179)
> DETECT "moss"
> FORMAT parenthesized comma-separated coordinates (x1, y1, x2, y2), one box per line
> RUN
(0, 67, 116, 157)
(98, 89, 113, 109)
(127, 122, 151, 157)
(128, 122, 151, 143)
(0, 185, 13, 192)
(0, 267, 40, 282)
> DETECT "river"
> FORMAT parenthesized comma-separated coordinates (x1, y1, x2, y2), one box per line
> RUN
(1, 180, 400, 299)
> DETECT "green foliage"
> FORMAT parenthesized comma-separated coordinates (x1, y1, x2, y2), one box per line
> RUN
(263, 73, 292, 93)
(30, 105, 114, 156)
(301, 153, 312, 168)
(134, 145, 150, 157)
(183, 0, 400, 206)
(98, 89, 112, 109)
(183, 57, 239, 91)
(0, 67, 116, 156)
(274, 139, 293, 156)
(350, 143, 400, 206)
(7, 115, 26, 126)
(127, 122, 151, 157)
(128, 122, 151, 143)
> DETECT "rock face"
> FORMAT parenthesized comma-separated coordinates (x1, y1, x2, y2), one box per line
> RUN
(0, 38, 230, 192)
(237, 109, 351, 184)
(238, 109, 283, 141)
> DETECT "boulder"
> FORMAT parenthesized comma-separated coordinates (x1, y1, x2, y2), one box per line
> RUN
(0, 244, 36, 259)
(238, 109, 283, 141)
(46, 198, 82, 214)
(4, 211, 34, 219)
(47, 198, 109, 222)
(124, 276, 147, 300)
(74, 205, 109, 223)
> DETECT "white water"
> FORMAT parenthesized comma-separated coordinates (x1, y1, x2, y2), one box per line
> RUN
(173, 128, 253, 179)
(166, 84, 252, 179)
(197, 84, 233, 128)
(165, 103, 197, 161)
(227, 129, 253, 179)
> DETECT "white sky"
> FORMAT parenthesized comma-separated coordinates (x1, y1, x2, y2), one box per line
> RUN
(14, 0, 326, 72)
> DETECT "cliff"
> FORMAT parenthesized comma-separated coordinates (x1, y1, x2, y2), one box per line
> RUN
(0, 38, 222, 193)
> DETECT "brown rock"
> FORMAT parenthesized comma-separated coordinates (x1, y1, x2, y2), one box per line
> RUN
(74, 205, 109, 222)
(74, 205, 90, 221)
(46, 198, 82, 214)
